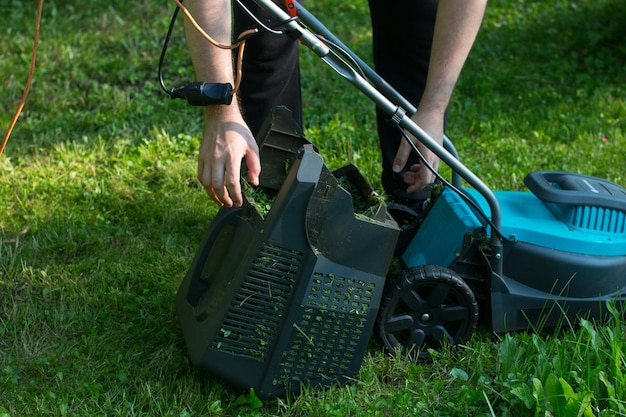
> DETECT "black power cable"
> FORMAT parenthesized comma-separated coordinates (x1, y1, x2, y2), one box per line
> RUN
(158, 0, 233, 106)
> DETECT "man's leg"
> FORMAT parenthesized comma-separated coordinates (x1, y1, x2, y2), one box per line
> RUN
(233, 0, 302, 137)
(368, 0, 439, 205)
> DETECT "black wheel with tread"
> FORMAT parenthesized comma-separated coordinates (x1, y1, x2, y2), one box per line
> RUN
(376, 265, 478, 361)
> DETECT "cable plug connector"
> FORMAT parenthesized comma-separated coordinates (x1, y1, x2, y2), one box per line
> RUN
(170, 82, 233, 106)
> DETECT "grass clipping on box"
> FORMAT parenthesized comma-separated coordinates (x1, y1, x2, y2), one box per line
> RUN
(243, 180, 276, 217)
(243, 177, 387, 222)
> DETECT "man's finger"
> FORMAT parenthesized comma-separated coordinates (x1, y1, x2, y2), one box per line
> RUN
(198, 160, 222, 206)
(245, 149, 261, 187)
(392, 139, 412, 173)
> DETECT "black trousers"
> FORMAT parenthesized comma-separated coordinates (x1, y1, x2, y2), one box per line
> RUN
(233, 0, 438, 202)
(233, 0, 303, 136)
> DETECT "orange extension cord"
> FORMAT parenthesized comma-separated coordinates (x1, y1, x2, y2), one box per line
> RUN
(1, 0, 255, 156)
(1, 0, 44, 156)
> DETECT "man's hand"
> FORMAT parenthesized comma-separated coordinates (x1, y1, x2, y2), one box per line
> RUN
(182, 0, 260, 206)
(392, 107, 444, 194)
(197, 105, 261, 207)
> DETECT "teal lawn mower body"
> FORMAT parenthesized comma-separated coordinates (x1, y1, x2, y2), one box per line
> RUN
(401, 175, 626, 335)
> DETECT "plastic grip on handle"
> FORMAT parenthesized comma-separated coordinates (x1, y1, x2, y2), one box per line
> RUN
(524, 171, 626, 211)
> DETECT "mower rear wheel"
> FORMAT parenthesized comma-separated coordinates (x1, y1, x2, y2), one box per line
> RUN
(376, 265, 478, 361)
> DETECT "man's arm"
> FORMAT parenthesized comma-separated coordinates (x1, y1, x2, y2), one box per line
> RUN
(184, 1, 260, 207)
(393, 0, 487, 193)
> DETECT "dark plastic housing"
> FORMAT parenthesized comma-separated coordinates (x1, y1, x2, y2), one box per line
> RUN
(176, 108, 399, 398)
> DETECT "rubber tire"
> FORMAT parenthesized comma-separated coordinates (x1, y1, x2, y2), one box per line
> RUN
(376, 265, 478, 361)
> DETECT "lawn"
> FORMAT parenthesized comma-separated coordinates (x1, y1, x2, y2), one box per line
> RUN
(1, 0, 625, 416)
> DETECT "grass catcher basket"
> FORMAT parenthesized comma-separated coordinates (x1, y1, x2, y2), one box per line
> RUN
(175, 107, 400, 398)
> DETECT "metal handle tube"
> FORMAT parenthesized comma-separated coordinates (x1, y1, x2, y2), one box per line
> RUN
(247, 0, 330, 57)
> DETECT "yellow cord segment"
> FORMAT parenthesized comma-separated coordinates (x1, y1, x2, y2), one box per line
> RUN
(1, 0, 44, 156)
(1, 0, 255, 156)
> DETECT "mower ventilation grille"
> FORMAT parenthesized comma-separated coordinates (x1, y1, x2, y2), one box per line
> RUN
(567, 205, 626, 234)
(210, 242, 302, 360)
(280, 272, 376, 385)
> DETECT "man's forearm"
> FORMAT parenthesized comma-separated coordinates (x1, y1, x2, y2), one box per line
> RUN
(183, 0, 234, 83)
(419, 0, 487, 114)
(396, 0, 486, 191)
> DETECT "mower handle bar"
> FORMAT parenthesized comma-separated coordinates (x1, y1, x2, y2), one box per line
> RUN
(251, 0, 503, 272)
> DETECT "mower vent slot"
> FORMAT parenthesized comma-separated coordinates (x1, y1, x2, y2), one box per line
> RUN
(569, 206, 626, 234)
(306, 272, 376, 312)
(280, 272, 375, 384)
(210, 242, 302, 360)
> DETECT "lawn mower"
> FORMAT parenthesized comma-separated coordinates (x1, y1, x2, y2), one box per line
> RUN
(171, 0, 626, 398)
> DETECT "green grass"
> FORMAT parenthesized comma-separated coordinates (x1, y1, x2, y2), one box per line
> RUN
(1, 0, 625, 416)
